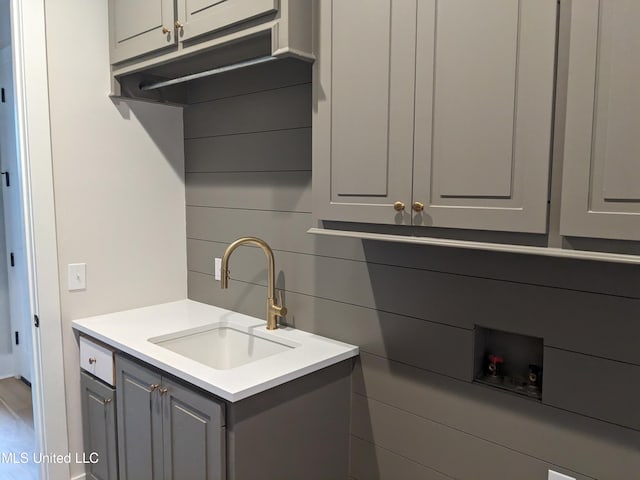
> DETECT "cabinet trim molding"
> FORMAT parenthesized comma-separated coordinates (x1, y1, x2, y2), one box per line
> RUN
(307, 227, 640, 265)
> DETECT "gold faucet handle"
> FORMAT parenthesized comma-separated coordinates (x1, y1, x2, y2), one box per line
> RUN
(276, 290, 287, 317)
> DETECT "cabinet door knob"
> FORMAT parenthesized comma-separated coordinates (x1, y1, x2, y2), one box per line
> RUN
(88, 357, 97, 365)
(412, 201, 425, 212)
(149, 384, 159, 392)
(174, 21, 184, 29)
(159, 387, 168, 395)
(104, 398, 112, 405)
(162, 26, 171, 34)
(393, 201, 405, 212)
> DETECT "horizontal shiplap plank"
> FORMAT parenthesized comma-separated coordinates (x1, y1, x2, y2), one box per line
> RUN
(187, 206, 640, 299)
(186, 206, 378, 264)
(190, 242, 381, 313)
(186, 171, 311, 212)
(186, 58, 311, 104)
(186, 207, 371, 261)
(188, 269, 474, 381)
(184, 128, 311, 173)
(351, 394, 593, 480)
(360, 239, 640, 300)
(543, 347, 640, 430)
(186, 235, 640, 365)
(184, 84, 311, 138)
(186, 207, 316, 254)
(353, 352, 640, 480)
(350, 436, 454, 480)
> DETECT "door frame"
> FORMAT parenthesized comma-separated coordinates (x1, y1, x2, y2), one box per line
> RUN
(0, 44, 33, 384)
(10, 0, 70, 478)
(0, 46, 16, 380)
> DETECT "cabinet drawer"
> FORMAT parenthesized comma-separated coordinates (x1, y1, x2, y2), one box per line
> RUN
(80, 336, 115, 386)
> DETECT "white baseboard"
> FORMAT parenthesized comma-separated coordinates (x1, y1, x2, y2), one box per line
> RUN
(0, 353, 14, 379)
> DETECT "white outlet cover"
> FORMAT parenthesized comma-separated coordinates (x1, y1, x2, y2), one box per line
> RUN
(214, 258, 222, 281)
(549, 470, 576, 480)
(68, 263, 87, 291)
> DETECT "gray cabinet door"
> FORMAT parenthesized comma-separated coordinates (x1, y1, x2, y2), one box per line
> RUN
(161, 378, 225, 480)
(80, 372, 118, 480)
(115, 355, 226, 480)
(412, 0, 557, 233)
(109, 0, 176, 64)
(115, 355, 164, 480)
(560, 0, 640, 241)
(312, 0, 416, 225)
(178, 0, 277, 42)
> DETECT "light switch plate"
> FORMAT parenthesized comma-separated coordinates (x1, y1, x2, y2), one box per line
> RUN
(549, 471, 575, 480)
(214, 258, 222, 281)
(68, 263, 86, 291)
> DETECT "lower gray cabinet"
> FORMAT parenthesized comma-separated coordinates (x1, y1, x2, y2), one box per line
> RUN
(115, 356, 162, 480)
(115, 354, 225, 480)
(80, 372, 119, 480)
(161, 377, 225, 480)
(109, 353, 352, 480)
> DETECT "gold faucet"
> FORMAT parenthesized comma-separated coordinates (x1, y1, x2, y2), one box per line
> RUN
(220, 237, 287, 330)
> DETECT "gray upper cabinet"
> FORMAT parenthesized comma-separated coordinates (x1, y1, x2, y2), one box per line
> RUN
(560, 0, 640, 241)
(109, 0, 280, 65)
(412, 0, 557, 233)
(313, 0, 557, 233)
(109, 0, 176, 64)
(115, 355, 225, 480)
(313, 0, 416, 225)
(178, 0, 277, 43)
(109, 0, 311, 73)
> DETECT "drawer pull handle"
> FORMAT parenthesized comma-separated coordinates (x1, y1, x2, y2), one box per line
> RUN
(159, 387, 168, 395)
(104, 398, 112, 405)
(88, 357, 97, 365)
(149, 384, 159, 392)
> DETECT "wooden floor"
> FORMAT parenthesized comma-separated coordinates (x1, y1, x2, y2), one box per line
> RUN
(0, 377, 38, 480)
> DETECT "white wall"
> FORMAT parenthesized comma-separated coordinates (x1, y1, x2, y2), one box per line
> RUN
(0, 1, 10, 49)
(43, 2, 187, 477)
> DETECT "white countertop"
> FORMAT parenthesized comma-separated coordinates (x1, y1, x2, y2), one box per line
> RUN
(72, 300, 358, 402)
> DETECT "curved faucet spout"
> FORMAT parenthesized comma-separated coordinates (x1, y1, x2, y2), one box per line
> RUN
(220, 237, 274, 296)
(220, 237, 287, 329)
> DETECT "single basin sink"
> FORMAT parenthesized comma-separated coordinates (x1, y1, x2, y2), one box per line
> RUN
(149, 323, 296, 370)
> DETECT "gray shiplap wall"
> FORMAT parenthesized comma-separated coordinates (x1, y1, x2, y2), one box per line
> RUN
(184, 60, 640, 480)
